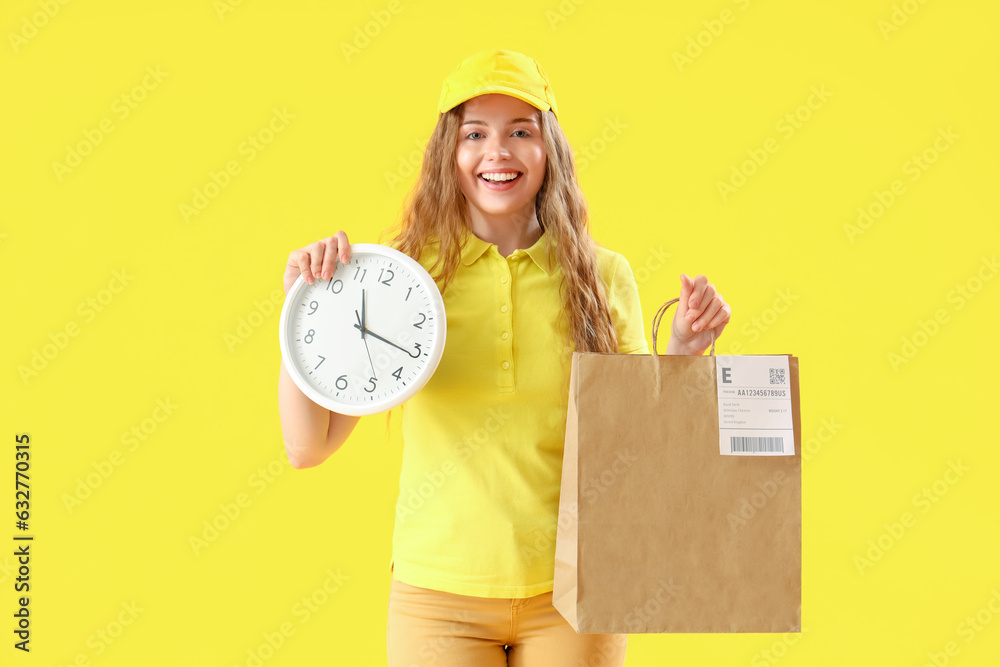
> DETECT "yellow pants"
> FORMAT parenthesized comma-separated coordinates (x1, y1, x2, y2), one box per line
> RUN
(386, 575, 628, 666)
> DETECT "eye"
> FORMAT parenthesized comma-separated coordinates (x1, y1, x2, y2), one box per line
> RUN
(466, 131, 483, 140)
(512, 129, 531, 137)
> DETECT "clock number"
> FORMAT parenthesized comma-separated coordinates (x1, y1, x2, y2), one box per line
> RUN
(327, 279, 343, 294)
(304, 329, 315, 344)
(408, 342, 421, 359)
(378, 268, 394, 286)
(405, 287, 412, 301)
(335, 375, 348, 390)
(353, 267, 367, 282)
(364, 376, 377, 393)
(412, 313, 426, 329)
(315, 355, 326, 369)
(308, 300, 319, 315)
(391, 367, 403, 381)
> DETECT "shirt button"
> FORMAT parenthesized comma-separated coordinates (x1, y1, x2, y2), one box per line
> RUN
(500, 304, 509, 313)
(501, 332, 509, 340)
(501, 276, 508, 284)
(501, 361, 510, 370)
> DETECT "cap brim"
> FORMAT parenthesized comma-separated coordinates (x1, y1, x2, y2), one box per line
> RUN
(440, 86, 552, 115)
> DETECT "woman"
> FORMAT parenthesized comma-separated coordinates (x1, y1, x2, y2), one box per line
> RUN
(278, 50, 731, 666)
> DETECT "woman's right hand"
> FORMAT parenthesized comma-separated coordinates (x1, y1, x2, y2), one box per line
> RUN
(283, 231, 352, 296)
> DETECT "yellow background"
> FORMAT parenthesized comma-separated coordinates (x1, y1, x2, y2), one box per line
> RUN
(2, 0, 998, 664)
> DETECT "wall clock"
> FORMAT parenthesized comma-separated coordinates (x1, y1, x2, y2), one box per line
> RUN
(279, 243, 447, 416)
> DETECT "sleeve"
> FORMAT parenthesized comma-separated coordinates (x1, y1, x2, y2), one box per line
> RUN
(607, 254, 650, 354)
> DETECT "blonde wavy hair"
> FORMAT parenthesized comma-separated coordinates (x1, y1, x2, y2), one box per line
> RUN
(382, 103, 618, 355)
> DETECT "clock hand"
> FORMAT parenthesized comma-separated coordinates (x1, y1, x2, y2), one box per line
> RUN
(362, 335, 377, 380)
(352, 324, 418, 358)
(360, 289, 377, 377)
(361, 289, 367, 339)
(352, 296, 376, 377)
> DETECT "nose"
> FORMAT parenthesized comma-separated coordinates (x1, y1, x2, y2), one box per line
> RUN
(483, 133, 512, 160)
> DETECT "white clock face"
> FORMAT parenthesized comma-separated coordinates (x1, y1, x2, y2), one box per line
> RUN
(279, 243, 447, 416)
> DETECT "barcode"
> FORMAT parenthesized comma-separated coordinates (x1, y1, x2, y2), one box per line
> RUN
(730, 436, 784, 453)
(769, 367, 786, 384)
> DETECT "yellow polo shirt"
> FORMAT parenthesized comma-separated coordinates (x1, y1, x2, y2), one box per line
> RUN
(390, 228, 648, 598)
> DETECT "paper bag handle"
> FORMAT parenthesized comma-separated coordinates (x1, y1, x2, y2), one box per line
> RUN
(651, 298, 716, 357)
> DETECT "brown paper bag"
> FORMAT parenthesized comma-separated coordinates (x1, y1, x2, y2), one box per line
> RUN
(553, 298, 801, 634)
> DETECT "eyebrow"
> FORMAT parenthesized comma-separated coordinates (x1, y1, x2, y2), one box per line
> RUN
(461, 117, 539, 126)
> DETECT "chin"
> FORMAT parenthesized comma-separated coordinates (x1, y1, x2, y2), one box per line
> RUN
(473, 201, 534, 218)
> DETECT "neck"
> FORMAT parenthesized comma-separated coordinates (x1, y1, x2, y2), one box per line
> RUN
(466, 201, 543, 257)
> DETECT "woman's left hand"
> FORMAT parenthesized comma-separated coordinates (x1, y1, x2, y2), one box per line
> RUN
(667, 274, 731, 355)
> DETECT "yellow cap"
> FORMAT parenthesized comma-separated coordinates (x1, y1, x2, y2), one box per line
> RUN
(438, 49, 559, 119)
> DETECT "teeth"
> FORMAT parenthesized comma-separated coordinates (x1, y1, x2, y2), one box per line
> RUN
(481, 172, 519, 182)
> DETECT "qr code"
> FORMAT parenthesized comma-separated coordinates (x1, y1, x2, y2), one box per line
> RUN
(769, 367, 786, 384)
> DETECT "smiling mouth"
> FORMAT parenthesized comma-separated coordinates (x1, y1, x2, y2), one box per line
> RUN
(479, 172, 522, 183)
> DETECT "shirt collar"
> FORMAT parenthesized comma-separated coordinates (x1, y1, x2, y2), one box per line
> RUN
(459, 228, 556, 275)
